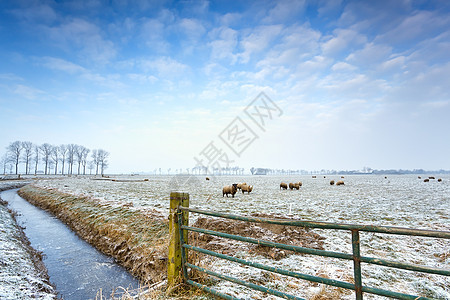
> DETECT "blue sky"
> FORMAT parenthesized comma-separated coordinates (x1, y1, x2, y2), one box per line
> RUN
(1, 0, 449, 174)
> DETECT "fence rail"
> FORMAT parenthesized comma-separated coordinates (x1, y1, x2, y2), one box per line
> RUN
(168, 192, 450, 300)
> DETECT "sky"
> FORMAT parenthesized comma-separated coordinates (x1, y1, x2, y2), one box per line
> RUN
(1, 0, 450, 174)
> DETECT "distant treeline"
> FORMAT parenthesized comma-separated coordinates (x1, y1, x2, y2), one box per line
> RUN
(1, 141, 109, 176)
(370, 169, 450, 175)
(249, 167, 450, 175)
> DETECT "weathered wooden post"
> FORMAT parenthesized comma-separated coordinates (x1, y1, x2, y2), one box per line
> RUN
(168, 192, 189, 287)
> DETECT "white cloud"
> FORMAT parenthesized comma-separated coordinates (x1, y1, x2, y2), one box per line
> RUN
(321, 28, 367, 57)
(256, 24, 321, 68)
(238, 25, 284, 63)
(423, 100, 450, 109)
(375, 10, 450, 46)
(346, 42, 392, 67)
(321, 73, 389, 100)
(379, 56, 406, 72)
(178, 18, 206, 41)
(218, 13, 242, 27)
(331, 61, 357, 72)
(317, 0, 343, 18)
(11, 2, 57, 24)
(251, 24, 322, 81)
(202, 63, 226, 77)
(0, 73, 24, 81)
(262, 0, 306, 24)
(388, 62, 450, 103)
(39, 57, 87, 74)
(45, 18, 116, 64)
(80, 73, 125, 89)
(208, 26, 239, 64)
(140, 18, 170, 52)
(140, 57, 190, 79)
(127, 73, 158, 84)
(296, 55, 333, 76)
(13, 84, 45, 100)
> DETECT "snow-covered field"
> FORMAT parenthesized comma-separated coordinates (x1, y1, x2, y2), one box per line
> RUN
(0, 181, 56, 300)
(30, 174, 450, 299)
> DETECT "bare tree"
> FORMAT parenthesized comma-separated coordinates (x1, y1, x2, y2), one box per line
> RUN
(67, 144, 77, 175)
(48, 159, 54, 174)
(81, 147, 90, 175)
(88, 161, 95, 175)
(7, 141, 22, 174)
(50, 146, 60, 175)
(40, 143, 53, 175)
(34, 145, 40, 175)
(91, 149, 99, 175)
(74, 146, 89, 175)
(59, 144, 68, 175)
(21, 141, 33, 175)
(1, 153, 10, 175)
(75, 145, 84, 175)
(97, 149, 109, 176)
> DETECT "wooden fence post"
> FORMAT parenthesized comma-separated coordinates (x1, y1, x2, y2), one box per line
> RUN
(168, 192, 189, 287)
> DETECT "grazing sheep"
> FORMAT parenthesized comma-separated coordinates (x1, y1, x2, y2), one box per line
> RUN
(280, 182, 288, 190)
(330, 180, 335, 185)
(289, 183, 300, 190)
(336, 180, 345, 186)
(222, 184, 237, 197)
(237, 183, 247, 190)
(241, 184, 253, 194)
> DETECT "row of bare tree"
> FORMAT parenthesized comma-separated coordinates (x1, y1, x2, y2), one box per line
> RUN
(1, 141, 109, 176)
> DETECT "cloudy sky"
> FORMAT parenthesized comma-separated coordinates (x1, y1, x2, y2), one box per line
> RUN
(1, 0, 449, 174)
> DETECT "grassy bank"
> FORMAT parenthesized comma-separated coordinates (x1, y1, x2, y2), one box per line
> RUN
(18, 184, 169, 286)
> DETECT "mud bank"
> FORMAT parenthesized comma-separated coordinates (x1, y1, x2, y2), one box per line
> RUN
(0, 184, 56, 299)
(18, 184, 169, 285)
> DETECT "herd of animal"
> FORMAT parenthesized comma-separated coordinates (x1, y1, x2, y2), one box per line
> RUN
(221, 175, 444, 197)
(279, 182, 302, 190)
(419, 176, 443, 182)
(222, 178, 346, 197)
(222, 183, 253, 197)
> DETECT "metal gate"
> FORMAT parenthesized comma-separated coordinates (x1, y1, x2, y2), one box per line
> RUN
(168, 192, 450, 300)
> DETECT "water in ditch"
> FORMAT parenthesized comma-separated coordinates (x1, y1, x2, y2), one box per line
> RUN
(1, 189, 140, 300)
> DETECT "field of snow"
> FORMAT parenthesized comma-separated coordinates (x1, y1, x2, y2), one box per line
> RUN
(32, 174, 449, 299)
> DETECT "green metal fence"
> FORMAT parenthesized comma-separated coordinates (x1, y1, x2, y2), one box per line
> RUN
(168, 192, 450, 300)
